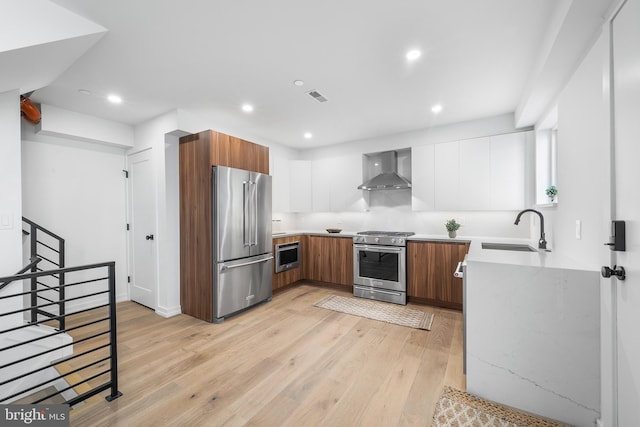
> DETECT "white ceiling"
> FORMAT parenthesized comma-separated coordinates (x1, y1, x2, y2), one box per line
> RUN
(26, 0, 611, 148)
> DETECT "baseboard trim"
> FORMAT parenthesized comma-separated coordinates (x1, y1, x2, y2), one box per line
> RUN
(155, 305, 182, 318)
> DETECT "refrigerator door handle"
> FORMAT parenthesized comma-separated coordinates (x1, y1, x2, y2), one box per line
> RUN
(243, 181, 250, 247)
(220, 256, 274, 271)
(252, 180, 258, 246)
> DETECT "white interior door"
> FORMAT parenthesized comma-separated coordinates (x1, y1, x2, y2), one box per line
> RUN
(128, 149, 157, 309)
(610, 0, 640, 424)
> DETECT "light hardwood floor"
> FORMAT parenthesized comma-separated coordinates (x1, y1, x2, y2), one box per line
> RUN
(68, 282, 465, 426)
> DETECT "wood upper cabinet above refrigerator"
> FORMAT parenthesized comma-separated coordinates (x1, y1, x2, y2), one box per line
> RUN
(212, 131, 269, 174)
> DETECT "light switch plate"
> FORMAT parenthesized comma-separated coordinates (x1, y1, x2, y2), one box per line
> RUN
(0, 212, 13, 230)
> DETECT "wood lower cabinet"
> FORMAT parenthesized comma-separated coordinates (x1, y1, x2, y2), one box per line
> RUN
(272, 236, 303, 292)
(304, 235, 353, 287)
(407, 241, 469, 309)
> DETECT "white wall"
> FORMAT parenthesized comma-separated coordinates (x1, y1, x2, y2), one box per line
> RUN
(131, 111, 182, 317)
(278, 113, 533, 238)
(0, 89, 23, 327)
(38, 104, 134, 148)
(21, 125, 128, 306)
(544, 30, 610, 267)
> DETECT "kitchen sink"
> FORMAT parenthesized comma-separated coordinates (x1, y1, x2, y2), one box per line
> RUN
(481, 242, 537, 252)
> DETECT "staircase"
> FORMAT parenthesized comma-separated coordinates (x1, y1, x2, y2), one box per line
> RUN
(0, 217, 122, 405)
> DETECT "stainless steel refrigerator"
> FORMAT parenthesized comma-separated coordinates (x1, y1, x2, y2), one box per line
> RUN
(212, 166, 272, 323)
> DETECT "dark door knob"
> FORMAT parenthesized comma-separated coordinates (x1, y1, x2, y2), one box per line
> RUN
(601, 265, 625, 280)
(146, 234, 154, 241)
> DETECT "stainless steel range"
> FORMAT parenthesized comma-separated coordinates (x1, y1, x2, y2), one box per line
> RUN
(352, 231, 414, 305)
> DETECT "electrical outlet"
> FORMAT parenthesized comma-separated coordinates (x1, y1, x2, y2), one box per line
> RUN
(575, 220, 582, 240)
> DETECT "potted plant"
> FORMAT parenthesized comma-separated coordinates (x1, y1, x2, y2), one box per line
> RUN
(545, 185, 558, 202)
(445, 219, 461, 238)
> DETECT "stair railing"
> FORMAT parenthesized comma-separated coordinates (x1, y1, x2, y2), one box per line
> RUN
(0, 262, 122, 405)
(22, 217, 66, 330)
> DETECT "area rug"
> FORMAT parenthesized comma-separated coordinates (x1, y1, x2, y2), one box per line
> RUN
(313, 295, 434, 330)
(432, 386, 568, 427)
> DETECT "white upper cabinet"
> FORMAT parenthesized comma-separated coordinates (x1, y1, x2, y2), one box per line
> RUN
(311, 158, 332, 211)
(330, 154, 366, 212)
(271, 155, 291, 212)
(289, 160, 312, 212)
(412, 131, 528, 211)
(490, 132, 526, 210)
(282, 155, 365, 213)
(434, 141, 461, 210)
(311, 154, 365, 212)
(459, 137, 492, 210)
(411, 144, 435, 210)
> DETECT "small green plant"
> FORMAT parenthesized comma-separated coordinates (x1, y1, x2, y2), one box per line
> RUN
(545, 185, 558, 197)
(445, 219, 461, 232)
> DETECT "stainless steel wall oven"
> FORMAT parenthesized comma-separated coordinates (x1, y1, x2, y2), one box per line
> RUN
(353, 231, 414, 305)
(274, 241, 300, 273)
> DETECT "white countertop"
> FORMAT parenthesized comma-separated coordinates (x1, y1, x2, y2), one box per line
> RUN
(464, 237, 598, 272)
(272, 231, 597, 272)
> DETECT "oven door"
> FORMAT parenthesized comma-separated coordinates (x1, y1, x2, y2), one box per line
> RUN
(275, 241, 300, 273)
(353, 244, 406, 292)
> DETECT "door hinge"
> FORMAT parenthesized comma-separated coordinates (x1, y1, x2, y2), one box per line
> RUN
(126, 223, 130, 231)
(122, 169, 129, 178)
(127, 276, 131, 283)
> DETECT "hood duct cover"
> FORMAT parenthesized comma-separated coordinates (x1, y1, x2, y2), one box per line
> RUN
(358, 151, 411, 190)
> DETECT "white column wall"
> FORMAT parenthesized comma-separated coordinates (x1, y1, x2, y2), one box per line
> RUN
(551, 31, 610, 267)
(0, 89, 23, 327)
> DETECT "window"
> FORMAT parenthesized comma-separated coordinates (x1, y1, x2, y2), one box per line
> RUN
(535, 107, 558, 206)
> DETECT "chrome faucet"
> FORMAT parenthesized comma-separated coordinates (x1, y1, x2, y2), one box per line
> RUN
(514, 209, 547, 250)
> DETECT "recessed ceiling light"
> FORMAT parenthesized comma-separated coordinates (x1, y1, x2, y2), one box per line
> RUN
(107, 94, 122, 104)
(406, 49, 422, 61)
(294, 80, 305, 87)
(304, 132, 312, 139)
(78, 89, 92, 96)
(242, 104, 254, 113)
(431, 104, 443, 114)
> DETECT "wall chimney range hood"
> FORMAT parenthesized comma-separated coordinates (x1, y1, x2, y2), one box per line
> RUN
(358, 150, 412, 191)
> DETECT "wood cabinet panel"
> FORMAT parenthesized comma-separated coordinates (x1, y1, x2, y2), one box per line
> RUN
(329, 236, 354, 286)
(254, 143, 270, 175)
(304, 236, 353, 287)
(407, 241, 469, 309)
(215, 132, 269, 174)
(179, 129, 270, 322)
(407, 242, 437, 299)
(179, 133, 214, 322)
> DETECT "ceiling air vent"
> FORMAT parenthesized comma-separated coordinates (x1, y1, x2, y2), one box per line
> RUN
(306, 90, 328, 103)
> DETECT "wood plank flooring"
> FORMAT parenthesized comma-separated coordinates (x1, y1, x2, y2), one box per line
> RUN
(68, 282, 464, 426)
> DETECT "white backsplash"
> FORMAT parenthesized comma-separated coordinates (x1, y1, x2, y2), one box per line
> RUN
(274, 206, 531, 238)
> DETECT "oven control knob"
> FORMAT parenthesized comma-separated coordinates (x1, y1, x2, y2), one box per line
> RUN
(375, 237, 380, 243)
(399, 239, 404, 244)
(391, 238, 396, 244)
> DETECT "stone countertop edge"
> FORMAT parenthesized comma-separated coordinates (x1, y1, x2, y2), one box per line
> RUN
(464, 238, 598, 272)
